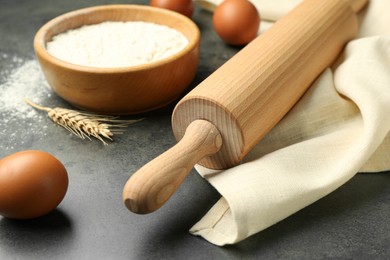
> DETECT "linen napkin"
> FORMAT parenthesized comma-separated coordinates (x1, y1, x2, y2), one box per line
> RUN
(190, 0, 390, 246)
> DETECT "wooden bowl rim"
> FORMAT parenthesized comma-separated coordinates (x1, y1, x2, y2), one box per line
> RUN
(34, 4, 200, 74)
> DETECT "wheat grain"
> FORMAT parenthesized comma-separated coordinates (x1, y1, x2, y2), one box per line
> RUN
(24, 98, 142, 145)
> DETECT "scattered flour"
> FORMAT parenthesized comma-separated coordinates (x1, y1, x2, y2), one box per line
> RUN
(0, 57, 53, 150)
(46, 21, 189, 68)
(0, 60, 51, 117)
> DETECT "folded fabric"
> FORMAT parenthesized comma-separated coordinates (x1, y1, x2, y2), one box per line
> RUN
(190, 0, 390, 246)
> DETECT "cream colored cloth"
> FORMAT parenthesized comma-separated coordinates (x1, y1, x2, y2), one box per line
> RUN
(190, 0, 390, 246)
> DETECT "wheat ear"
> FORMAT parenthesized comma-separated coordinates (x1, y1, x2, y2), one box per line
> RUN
(24, 98, 142, 145)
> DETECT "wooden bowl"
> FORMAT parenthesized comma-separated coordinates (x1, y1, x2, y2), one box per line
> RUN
(34, 5, 200, 114)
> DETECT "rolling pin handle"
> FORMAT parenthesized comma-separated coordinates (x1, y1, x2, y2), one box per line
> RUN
(123, 119, 222, 214)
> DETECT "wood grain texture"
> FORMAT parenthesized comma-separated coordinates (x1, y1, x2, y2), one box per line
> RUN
(348, 0, 369, 13)
(123, 0, 367, 214)
(123, 120, 222, 214)
(172, 0, 361, 169)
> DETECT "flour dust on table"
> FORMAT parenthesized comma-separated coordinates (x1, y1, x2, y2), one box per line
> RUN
(0, 57, 53, 151)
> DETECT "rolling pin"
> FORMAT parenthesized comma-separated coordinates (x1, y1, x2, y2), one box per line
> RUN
(123, 0, 368, 214)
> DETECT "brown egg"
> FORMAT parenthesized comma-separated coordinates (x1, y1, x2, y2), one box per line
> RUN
(150, 0, 194, 18)
(0, 150, 68, 219)
(213, 0, 260, 46)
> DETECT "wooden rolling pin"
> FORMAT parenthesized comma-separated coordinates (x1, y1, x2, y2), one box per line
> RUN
(123, 0, 368, 214)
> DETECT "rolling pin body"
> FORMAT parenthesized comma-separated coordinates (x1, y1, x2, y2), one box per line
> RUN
(124, 0, 367, 214)
(173, 0, 359, 169)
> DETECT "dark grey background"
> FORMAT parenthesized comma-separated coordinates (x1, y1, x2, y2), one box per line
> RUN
(0, 0, 389, 259)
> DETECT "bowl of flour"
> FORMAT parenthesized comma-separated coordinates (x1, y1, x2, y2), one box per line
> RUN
(34, 5, 200, 114)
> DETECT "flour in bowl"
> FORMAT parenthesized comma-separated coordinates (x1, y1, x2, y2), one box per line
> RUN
(46, 21, 189, 68)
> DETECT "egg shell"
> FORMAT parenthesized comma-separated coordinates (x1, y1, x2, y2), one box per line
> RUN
(150, 0, 194, 18)
(0, 150, 68, 219)
(213, 0, 260, 46)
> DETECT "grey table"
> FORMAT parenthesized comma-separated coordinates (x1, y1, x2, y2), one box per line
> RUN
(0, 0, 389, 259)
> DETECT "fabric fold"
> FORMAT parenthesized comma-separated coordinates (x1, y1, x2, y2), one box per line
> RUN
(191, 0, 390, 246)
(191, 36, 390, 245)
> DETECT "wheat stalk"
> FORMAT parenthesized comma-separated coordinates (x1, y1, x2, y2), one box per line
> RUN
(24, 98, 142, 145)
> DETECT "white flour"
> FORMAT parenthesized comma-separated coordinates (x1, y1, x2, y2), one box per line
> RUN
(0, 57, 52, 150)
(46, 21, 189, 68)
(0, 60, 51, 118)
